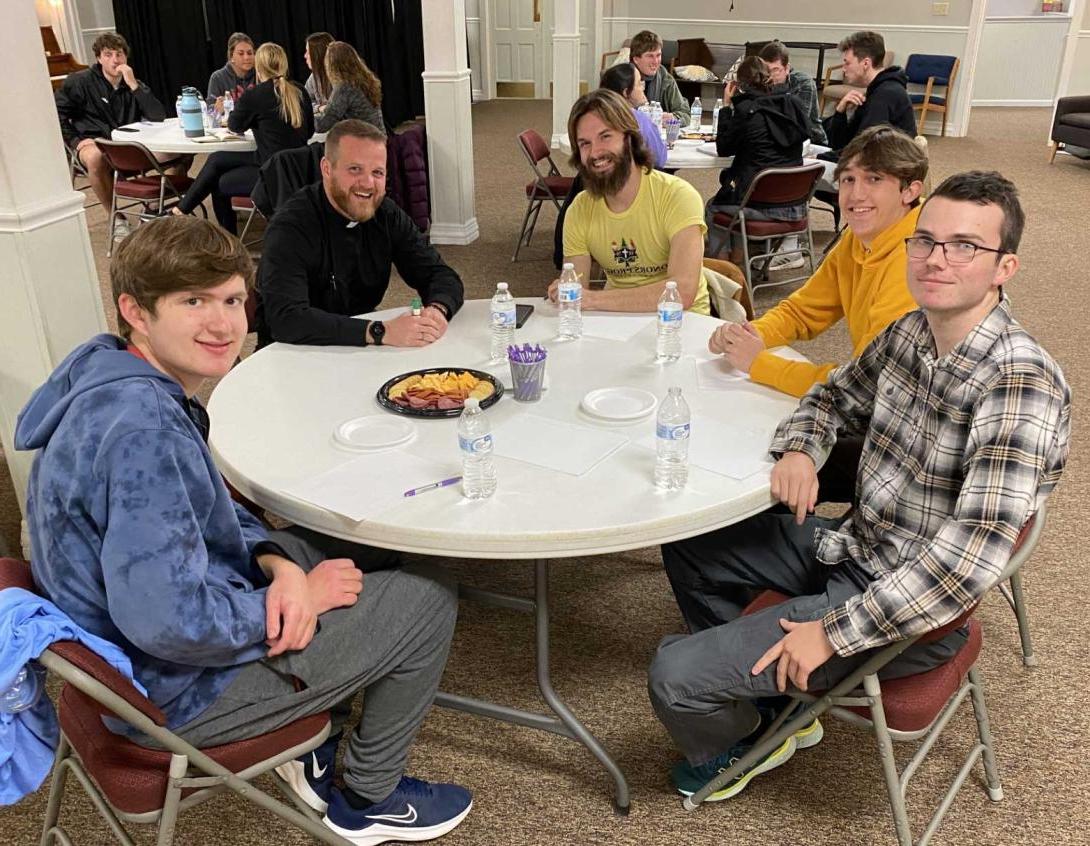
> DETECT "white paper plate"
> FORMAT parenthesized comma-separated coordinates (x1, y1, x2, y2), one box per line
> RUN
(580, 387, 658, 421)
(333, 416, 415, 451)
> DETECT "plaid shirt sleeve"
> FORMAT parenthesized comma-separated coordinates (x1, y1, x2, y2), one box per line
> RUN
(768, 324, 889, 466)
(822, 362, 1071, 656)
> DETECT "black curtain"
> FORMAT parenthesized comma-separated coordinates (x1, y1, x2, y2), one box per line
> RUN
(112, 0, 214, 115)
(113, 0, 425, 127)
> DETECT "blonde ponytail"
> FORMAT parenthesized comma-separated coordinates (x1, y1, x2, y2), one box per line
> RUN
(274, 77, 305, 129)
(255, 42, 305, 129)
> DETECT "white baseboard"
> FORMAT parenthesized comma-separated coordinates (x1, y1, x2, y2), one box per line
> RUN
(971, 99, 1053, 107)
(429, 218, 480, 246)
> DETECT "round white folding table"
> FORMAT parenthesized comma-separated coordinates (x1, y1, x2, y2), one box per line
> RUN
(112, 118, 257, 154)
(208, 299, 803, 812)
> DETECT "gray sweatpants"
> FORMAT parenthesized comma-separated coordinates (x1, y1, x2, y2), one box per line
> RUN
(649, 513, 967, 766)
(171, 528, 458, 802)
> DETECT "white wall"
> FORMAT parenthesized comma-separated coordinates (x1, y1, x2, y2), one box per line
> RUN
(974, 17, 1070, 104)
(1068, 0, 1090, 92)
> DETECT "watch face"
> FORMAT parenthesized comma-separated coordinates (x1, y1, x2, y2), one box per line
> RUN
(372, 321, 386, 344)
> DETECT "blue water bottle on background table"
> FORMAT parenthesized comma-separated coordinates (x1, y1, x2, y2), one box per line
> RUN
(179, 87, 204, 137)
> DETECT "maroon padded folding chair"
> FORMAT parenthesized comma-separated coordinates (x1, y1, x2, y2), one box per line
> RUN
(512, 129, 575, 261)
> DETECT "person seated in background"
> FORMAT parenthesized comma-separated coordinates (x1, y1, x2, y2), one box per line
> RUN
(304, 32, 335, 111)
(629, 29, 690, 125)
(173, 42, 314, 234)
(55, 31, 176, 236)
(315, 41, 386, 133)
(651, 170, 1070, 804)
(206, 32, 256, 112)
(708, 126, 926, 501)
(547, 90, 711, 314)
(257, 119, 463, 347)
(759, 40, 827, 146)
(600, 63, 668, 168)
(15, 215, 473, 845)
(704, 56, 810, 261)
(822, 30, 917, 158)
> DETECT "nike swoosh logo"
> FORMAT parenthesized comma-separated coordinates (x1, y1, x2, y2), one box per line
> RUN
(310, 752, 328, 779)
(366, 804, 418, 825)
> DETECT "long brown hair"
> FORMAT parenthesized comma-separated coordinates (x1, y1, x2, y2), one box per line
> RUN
(255, 43, 305, 130)
(306, 32, 335, 101)
(566, 89, 652, 173)
(325, 41, 382, 106)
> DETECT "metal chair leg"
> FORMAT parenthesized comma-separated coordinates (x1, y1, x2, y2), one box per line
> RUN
(967, 667, 1004, 802)
(155, 754, 187, 846)
(1007, 570, 1036, 666)
(865, 674, 915, 846)
(511, 196, 539, 261)
(39, 737, 72, 846)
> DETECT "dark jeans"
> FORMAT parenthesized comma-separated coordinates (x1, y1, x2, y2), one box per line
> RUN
(178, 150, 259, 234)
(649, 513, 967, 765)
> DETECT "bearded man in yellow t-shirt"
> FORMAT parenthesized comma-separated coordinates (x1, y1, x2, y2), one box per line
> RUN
(547, 89, 711, 315)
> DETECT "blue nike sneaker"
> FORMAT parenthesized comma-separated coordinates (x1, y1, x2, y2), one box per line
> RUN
(323, 775, 473, 846)
(274, 731, 340, 813)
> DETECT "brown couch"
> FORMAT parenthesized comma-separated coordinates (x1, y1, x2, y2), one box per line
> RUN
(1049, 95, 1090, 163)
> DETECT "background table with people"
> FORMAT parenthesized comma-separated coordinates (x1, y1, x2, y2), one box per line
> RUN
(207, 297, 808, 810)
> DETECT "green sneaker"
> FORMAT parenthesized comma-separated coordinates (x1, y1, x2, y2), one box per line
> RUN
(671, 735, 797, 801)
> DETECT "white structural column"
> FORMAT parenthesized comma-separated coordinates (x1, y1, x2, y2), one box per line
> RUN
(0, 2, 106, 523)
(421, 0, 479, 245)
(551, 0, 581, 149)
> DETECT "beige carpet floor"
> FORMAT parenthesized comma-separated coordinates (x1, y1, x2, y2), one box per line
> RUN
(1, 103, 1088, 845)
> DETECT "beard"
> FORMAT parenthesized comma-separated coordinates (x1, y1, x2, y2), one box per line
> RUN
(328, 180, 384, 223)
(579, 148, 634, 198)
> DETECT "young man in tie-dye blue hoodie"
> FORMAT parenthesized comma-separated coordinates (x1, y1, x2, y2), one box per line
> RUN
(16, 217, 474, 844)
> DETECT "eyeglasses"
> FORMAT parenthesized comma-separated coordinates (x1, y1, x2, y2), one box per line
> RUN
(904, 236, 1008, 265)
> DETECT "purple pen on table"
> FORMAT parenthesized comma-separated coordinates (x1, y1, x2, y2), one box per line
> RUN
(403, 476, 462, 497)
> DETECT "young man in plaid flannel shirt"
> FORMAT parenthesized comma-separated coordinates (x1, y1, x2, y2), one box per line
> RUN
(650, 170, 1072, 801)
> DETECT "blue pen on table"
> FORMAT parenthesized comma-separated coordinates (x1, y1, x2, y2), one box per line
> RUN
(403, 476, 462, 497)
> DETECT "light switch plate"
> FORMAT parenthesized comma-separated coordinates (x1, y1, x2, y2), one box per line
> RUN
(932, 2, 949, 14)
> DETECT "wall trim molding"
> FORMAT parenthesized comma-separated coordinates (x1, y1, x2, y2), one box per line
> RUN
(971, 99, 1053, 107)
(600, 17, 970, 35)
(0, 191, 87, 234)
(429, 219, 480, 246)
(81, 26, 114, 35)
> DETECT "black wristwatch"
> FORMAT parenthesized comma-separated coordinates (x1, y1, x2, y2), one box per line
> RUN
(369, 320, 386, 346)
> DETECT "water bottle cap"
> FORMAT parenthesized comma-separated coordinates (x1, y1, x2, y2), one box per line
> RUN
(496, 282, 509, 291)
(464, 397, 480, 410)
(665, 280, 678, 289)
(562, 262, 575, 271)
(668, 386, 682, 396)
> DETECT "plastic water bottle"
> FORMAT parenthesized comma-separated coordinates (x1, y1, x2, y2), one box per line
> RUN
(222, 91, 234, 126)
(1, 663, 43, 714)
(655, 386, 690, 490)
(489, 282, 516, 362)
(557, 263, 583, 339)
(712, 98, 723, 134)
(690, 97, 703, 131)
(650, 100, 663, 128)
(459, 397, 497, 499)
(655, 281, 683, 363)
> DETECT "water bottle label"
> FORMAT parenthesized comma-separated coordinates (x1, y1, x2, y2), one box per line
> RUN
(491, 308, 516, 328)
(656, 423, 690, 441)
(558, 285, 581, 303)
(658, 303, 683, 324)
(459, 434, 493, 454)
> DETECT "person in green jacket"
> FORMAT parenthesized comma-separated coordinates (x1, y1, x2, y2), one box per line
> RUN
(630, 30, 691, 125)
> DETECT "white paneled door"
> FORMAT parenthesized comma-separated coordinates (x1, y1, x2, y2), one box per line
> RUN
(491, 0, 545, 97)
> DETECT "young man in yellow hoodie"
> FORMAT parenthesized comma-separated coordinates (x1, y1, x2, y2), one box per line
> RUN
(708, 125, 927, 499)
